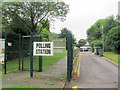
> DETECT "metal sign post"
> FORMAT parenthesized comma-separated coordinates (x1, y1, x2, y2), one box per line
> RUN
(39, 36, 42, 72)
(19, 34, 21, 70)
(22, 36, 24, 71)
(30, 32, 33, 77)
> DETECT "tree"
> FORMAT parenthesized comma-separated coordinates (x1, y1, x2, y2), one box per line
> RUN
(76, 39, 87, 47)
(91, 40, 102, 47)
(59, 28, 76, 45)
(2, 1, 69, 34)
(59, 28, 71, 38)
(103, 16, 118, 35)
(40, 28, 50, 42)
(51, 32, 59, 39)
(105, 26, 120, 54)
(86, 15, 118, 53)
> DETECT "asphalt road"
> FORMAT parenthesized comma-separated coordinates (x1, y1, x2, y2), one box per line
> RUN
(68, 52, 119, 88)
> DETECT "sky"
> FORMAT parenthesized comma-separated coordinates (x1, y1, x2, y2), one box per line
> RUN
(50, 0, 119, 41)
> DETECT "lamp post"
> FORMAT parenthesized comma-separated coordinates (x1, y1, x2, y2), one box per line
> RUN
(102, 26, 104, 52)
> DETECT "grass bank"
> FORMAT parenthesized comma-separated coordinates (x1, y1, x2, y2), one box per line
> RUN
(2, 85, 53, 90)
(103, 52, 119, 64)
(3, 52, 67, 74)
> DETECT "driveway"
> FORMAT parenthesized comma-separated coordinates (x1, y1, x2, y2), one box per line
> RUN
(68, 52, 119, 88)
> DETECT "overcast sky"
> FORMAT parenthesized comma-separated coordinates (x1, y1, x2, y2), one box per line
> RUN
(50, 0, 119, 41)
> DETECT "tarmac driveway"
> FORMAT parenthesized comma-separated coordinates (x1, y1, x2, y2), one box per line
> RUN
(68, 52, 119, 88)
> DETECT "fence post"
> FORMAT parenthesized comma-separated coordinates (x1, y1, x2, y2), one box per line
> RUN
(70, 36, 73, 78)
(4, 30, 7, 74)
(22, 36, 24, 71)
(39, 36, 42, 72)
(30, 32, 33, 77)
(67, 33, 72, 82)
(19, 34, 21, 70)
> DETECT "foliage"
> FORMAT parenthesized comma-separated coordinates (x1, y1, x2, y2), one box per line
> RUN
(36, 20, 50, 41)
(51, 32, 59, 39)
(91, 40, 102, 47)
(2, 1, 69, 34)
(86, 15, 119, 53)
(105, 26, 120, 54)
(59, 28, 76, 45)
(36, 19, 50, 35)
(59, 28, 71, 38)
(40, 28, 49, 42)
(103, 16, 118, 35)
(2, 1, 69, 61)
(87, 19, 104, 44)
(76, 39, 87, 47)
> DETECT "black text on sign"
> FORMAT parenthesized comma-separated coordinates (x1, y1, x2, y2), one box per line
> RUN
(33, 42, 53, 56)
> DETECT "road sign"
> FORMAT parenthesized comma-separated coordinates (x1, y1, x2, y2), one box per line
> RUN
(33, 42, 53, 56)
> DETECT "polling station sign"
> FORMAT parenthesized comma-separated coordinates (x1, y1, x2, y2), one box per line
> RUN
(33, 42, 53, 56)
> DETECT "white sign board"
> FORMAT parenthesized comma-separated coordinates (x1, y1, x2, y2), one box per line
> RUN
(33, 42, 53, 56)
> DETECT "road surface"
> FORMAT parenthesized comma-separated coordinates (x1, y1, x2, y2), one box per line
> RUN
(68, 52, 119, 88)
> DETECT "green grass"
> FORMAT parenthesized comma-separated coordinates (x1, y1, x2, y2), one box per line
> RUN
(3, 85, 42, 88)
(103, 52, 119, 64)
(2, 85, 53, 90)
(2, 52, 67, 74)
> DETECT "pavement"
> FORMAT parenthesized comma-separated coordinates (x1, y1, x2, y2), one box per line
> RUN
(68, 52, 119, 88)
(34, 56, 67, 79)
(1, 56, 67, 88)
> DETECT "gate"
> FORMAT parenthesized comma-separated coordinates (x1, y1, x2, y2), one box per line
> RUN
(3, 31, 21, 74)
(2, 31, 73, 82)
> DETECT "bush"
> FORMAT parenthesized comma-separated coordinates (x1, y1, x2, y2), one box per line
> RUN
(105, 26, 120, 54)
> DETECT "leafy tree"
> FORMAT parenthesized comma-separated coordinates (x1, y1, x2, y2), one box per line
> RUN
(2, 1, 69, 34)
(76, 39, 87, 47)
(40, 28, 49, 42)
(86, 15, 118, 53)
(51, 32, 59, 39)
(59, 28, 76, 45)
(105, 26, 120, 54)
(86, 19, 103, 44)
(103, 16, 118, 35)
(36, 19, 51, 41)
(59, 28, 71, 38)
(91, 40, 102, 47)
(9, 17, 32, 35)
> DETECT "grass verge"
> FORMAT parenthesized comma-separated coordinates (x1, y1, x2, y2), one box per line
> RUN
(103, 52, 119, 64)
(3, 52, 67, 74)
(2, 85, 53, 90)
